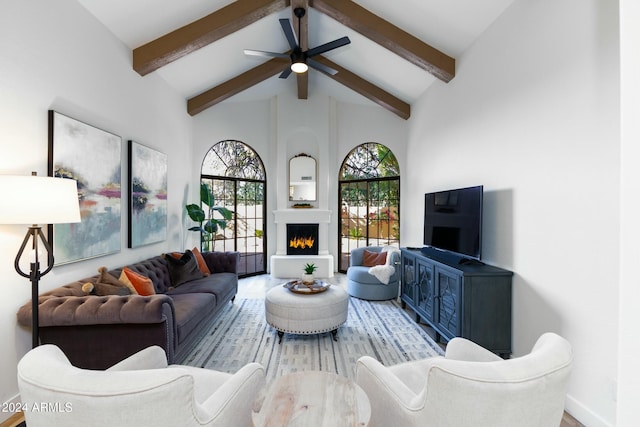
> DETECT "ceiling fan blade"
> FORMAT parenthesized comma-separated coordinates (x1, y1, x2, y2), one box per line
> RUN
(306, 36, 350, 58)
(279, 66, 293, 79)
(308, 58, 338, 76)
(279, 18, 299, 50)
(244, 49, 289, 59)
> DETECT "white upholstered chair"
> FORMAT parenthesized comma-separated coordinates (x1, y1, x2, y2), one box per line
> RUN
(356, 332, 573, 427)
(17, 344, 265, 427)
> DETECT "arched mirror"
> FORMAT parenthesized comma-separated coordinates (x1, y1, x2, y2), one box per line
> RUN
(289, 154, 316, 202)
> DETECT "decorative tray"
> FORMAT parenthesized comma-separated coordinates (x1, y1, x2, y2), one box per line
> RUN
(284, 280, 330, 294)
(291, 203, 313, 208)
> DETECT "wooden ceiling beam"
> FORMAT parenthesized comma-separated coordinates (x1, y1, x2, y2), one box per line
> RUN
(187, 58, 288, 116)
(313, 56, 410, 120)
(310, 0, 455, 82)
(133, 0, 290, 76)
(188, 54, 410, 120)
(149, 0, 413, 118)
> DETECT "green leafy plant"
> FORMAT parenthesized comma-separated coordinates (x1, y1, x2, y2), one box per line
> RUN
(348, 227, 364, 239)
(303, 263, 317, 274)
(186, 183, 233, 251)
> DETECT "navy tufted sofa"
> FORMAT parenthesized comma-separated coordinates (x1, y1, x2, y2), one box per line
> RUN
(17, 251, 239, 369)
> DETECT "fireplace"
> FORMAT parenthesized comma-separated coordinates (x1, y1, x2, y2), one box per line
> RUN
(271, 210, 332, 278)
(287, 223, 319, 256)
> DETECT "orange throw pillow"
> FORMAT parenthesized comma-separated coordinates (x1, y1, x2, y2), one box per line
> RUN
(97, 266, 132, 290)
(362, 250, 387, 267)
(119, 267, 155, 296)
(191, 247, 211, 276)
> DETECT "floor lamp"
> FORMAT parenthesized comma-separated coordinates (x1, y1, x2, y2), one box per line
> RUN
(0, 173, 80, 348)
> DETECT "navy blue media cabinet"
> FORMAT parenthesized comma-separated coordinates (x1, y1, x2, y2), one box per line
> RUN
(400, 247, 513, 358)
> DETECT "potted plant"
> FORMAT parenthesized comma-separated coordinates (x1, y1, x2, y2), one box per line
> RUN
(186, 183, 233, 251)
(302, 263, 317, 284)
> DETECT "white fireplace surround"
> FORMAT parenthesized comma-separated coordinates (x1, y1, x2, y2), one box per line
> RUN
(270, 209, 334, 278)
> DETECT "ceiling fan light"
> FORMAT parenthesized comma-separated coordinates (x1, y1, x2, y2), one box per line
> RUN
(291, 61, 308, 74)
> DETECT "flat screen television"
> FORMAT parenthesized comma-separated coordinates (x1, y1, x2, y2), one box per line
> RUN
(423, 185, 483, 260)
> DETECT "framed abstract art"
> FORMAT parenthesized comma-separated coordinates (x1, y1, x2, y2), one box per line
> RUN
(48, 110, 122, 264)
(128, 140, 167, 248)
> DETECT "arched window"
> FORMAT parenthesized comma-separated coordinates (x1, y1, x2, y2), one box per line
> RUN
(201, 140, 266, 277)
(338, 143, 400, 272)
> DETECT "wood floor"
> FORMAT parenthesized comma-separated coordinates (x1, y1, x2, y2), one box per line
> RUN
(561, 412, 584, 427)
(0, 412, 24, 427)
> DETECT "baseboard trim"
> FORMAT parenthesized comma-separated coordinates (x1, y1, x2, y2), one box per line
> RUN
(0, 395, 23, 427)
(565, 394, 614, 427)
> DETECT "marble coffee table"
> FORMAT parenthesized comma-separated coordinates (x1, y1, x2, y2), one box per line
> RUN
(251, 371, 371, 427)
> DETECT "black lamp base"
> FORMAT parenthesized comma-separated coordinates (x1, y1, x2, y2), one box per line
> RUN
(14, 226, 54, 349)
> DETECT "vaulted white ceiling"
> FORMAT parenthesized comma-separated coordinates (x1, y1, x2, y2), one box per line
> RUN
(77, 0, 515, 118)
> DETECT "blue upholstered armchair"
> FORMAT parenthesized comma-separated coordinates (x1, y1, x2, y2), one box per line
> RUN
(346, 246, 401, 300)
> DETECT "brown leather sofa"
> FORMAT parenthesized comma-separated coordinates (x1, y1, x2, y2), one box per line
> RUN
(17, 251, 239, 369)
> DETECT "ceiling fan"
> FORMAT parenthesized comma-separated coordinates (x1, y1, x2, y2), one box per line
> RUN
(244, 7, 351, 79)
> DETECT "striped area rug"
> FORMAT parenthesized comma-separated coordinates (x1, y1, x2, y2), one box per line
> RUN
(183, 297, 444, 381)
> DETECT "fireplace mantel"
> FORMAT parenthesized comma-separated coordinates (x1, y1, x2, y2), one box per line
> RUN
(272, 209, 331, 255)
(273, 209, 331, 224)
(271, 209, 334, 278)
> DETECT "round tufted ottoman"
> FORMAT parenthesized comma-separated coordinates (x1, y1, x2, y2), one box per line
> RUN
(265, 284, 349, 343)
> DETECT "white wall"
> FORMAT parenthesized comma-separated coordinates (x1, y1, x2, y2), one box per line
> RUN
(192, 86, 408, 269)
(0, 0, 193, 418)
(335, 102, 408, 178)
(617, 0, 640, 425)
(404, 0, 619, 425)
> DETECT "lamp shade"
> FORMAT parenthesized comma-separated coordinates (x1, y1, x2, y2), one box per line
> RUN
(0, 175, 81, 225)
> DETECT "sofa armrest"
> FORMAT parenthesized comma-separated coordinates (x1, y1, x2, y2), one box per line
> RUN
(349, 247, 367, 267)
(17, 294, 175, 328)
(445, 337, 503, 362)
(356, 356, 420, 409)
(202, 251, 239, 274)
(199, 363, 265, 425)
(107, 345, 169, 371)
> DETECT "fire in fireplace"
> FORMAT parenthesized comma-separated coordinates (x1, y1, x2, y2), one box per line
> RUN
(287, 223, 319, 255)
